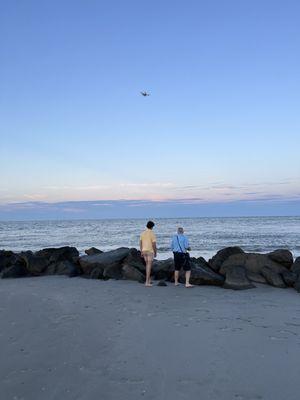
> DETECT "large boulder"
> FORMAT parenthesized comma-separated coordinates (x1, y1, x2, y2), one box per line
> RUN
(220, 252, 288, 285)
(103, 263, 123, 280)
(188, 258, 225, 286)
(19, 252, 49, 275)
(209, 247, 245, 272)
(267, 249, 293, 269)
(79, 247, 130, 276)
(152, 258, 174, 280)
(1, 247, 81, 278)
(90, 267, 105, 280)
(35, 246, 79, 263)
(189, 266, 225, 286)
(291, 258, 300, 293)
(245, 271, 267, 284)
(0, 250, 20, 272)
(1, 263, 29, 279)
(223, 265, 255, 290)
(122, 248, 145, 273)
(291, 257, 300, 276)
(122, 264, 145, 282)
(246, 253, 287, 275)
(89, 264, 124, 280)
(44, 260, 80, 277)
(0, 250, 31, 278)
(281, 270, 297, 287)
(219, 254, 246, 274)
(261, 267, 286, 288)
(294, 277, 300, 293)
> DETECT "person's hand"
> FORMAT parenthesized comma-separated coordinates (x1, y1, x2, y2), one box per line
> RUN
(141, 251, 145, 257)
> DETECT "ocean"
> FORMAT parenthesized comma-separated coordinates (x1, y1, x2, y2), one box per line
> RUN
(0, 217, 299, 260)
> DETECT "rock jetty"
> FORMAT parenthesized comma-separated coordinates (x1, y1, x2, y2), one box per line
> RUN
(1, 246, 299, 292)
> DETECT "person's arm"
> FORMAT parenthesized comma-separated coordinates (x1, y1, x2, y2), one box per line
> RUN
(171, 237, 175, 252)
(152, 232, 157, 258)
(140, 236, 144, 257)
(152, 241, 157, 258)
(185, 237, 191, 251)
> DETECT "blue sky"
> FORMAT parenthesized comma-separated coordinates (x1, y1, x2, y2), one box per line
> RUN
(0, 0, 299, 219)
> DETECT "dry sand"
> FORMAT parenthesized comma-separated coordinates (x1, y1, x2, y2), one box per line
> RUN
(1, 277, 300, 400)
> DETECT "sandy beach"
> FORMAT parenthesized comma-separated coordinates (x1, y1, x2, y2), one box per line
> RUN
(1, 277, 300, 400)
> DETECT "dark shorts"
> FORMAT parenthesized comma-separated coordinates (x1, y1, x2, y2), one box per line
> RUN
(173, 252, 191, 271)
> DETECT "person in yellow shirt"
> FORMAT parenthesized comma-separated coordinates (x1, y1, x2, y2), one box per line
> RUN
(140, 221, 157, 287)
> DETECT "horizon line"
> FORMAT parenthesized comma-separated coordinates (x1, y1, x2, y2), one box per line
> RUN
(1, 215, 300, 223)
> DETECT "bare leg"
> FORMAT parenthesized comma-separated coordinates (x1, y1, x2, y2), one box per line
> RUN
(145, 255, 153, 286)
(185, 271, 194, 288)
(174, 270, 180, 286)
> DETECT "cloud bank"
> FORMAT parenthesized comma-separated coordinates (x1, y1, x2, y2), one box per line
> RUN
(0, 198, 299, 220)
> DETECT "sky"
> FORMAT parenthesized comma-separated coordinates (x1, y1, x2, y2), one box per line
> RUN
(0, 0, 299, 219)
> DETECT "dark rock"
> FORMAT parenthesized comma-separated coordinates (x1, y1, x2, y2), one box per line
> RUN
(45, 261, 80, 277)
(209, 247, 245, 272)
(122, 248, 145, 273)
(220, 252, 291, 286)
(1, 263, 29, 279)
(245, 254, 288, 274)
(85, 247, 103, 255)
(68, 263, 80, 278)
(20, 252, 49, 275)
(261, 267, 286, 288)
(292, 258, 300, 292)
(43, 263, 57, 275)
(223, 265, 255, 290)
(189, 261, 225, 286)
(245, 271, 267, 284)
(90, 267, 104, 279)
(152, 258, 174, 280)
(220, 254, 245, 274)
(35, 246, 79, 264)
(122, 264, 145, 282)
(291, 257, 300, 276)
(294, 276, 300, 293)
(267, 249, 293, 269)
(281, 270, 297, 287)
(157, 280, 167, 286)
(0, 250, 20, 272)
(81, 261, 104, 276)
(220, 253, 288, 278)
(195, 256, 210, 267)
(79, 247, 130, 275)
(103, 263, 123, 280)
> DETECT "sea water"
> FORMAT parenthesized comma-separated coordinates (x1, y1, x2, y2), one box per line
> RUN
(0, 217, 299, 260)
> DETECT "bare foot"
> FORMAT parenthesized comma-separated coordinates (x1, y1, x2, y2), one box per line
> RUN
(175, 282, 181, 286)
(145, 283, 153, 287)
(185, 284, 194, 288)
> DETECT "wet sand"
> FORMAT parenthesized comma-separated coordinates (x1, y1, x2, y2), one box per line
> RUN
(1, 277, 300, 400)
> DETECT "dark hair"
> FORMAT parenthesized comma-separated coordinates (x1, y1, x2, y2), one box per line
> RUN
(146, 220, 155, 229)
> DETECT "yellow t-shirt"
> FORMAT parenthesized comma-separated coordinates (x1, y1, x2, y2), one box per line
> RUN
(140, 229, 156, 253)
